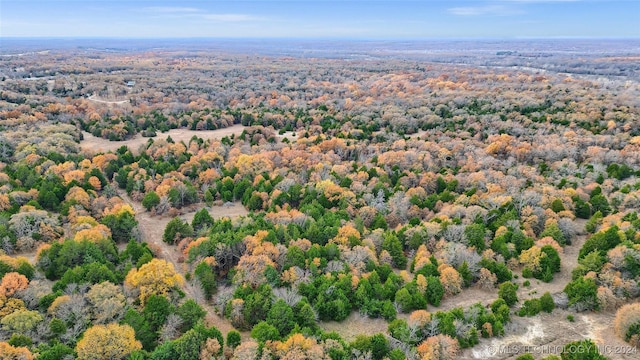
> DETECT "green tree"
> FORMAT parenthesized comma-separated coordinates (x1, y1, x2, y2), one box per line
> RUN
(296, 302, 318, 330)
(284, 246, 306, 269)
(266, 299, 295, 337)
(519, 299, 541, 316)
(101, 210, 138, 243)
(394, 288, 414, 313)
(144, 294, 172, 331)
(369, 333, 390, 360)
(251, 321, 280, 342)
(246, 194, 263, 211)
(498, 282, 518, 307)
(579, 226, 621, 259)
(540, 292, 555, 313)
(124, 308, 157, 351)
(142, 191, 160, 211)
(458, 261, 472, 287)
(177, 299, 206, 332)
(149, 341, 177, 360)
(388, 319, 410, 343)
(37, 343, 75, 360)
(425, 276, 444, 306)
(389, 349, 406, 360)
(550, 199, 565, 213)
(49, 317, 66, 336)
(539, 223, 566, 245)
(204, 190, 214, 206)
(191, 208, 214, 233)
(585, 211, 603, 233)
(226, 330, 241, 349)
(172, 329, 205, 360)
(465, 223, 486, 252)
(573, 198, 591, 219)
(590, 194, 611, 216)
(241, 284, 273, 326)
(564, 277, 599, 311)
(163, 217, 194, 245)
(382, 233, 406, 269)
(194, 261, 217, 300)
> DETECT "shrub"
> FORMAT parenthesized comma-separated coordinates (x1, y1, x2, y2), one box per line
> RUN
(518, 299, 541, 317)
(564, 277, 599, 311)
(550, 199, 565, 213)
(540, 292, 555, 313)
(516, 354, 535, 360)
(614, 303, 640, 345)
(560, 339, 607, 360)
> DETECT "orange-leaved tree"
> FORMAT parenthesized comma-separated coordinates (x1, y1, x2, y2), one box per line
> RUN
(0, 272, 29, 297)
(416, 334, 459, 360)
(0, 341, 34, 360)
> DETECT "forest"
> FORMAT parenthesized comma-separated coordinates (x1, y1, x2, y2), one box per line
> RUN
(0, 39, 639, 359)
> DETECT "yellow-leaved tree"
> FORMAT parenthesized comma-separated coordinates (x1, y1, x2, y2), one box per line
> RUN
(124, 259, 183, 305)
(76, 323, 141, 360)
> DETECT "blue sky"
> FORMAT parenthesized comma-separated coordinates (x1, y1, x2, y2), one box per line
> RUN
(1, 1, 638, 38)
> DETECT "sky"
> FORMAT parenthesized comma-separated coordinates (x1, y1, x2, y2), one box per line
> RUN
(1, 0, 638, 39)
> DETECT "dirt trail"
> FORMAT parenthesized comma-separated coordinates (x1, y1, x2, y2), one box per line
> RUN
(118, 190, 248, 339)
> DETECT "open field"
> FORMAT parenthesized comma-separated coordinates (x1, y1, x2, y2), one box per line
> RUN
(80, 124, 246, 154)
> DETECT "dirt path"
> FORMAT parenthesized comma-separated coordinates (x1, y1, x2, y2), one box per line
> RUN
(117, 190, 248, 339)
(79, 124, 246, 155)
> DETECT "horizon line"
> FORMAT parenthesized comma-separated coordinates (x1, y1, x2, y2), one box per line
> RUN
(2, 36, 640, 41)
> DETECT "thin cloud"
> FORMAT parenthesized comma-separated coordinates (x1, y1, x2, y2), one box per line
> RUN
(144, 7, 202, 14)
(448, 5, 523, 16)
(201, 14, 263, 22)
(142, 6, 261, 22)
(502, 0, 580, 2)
